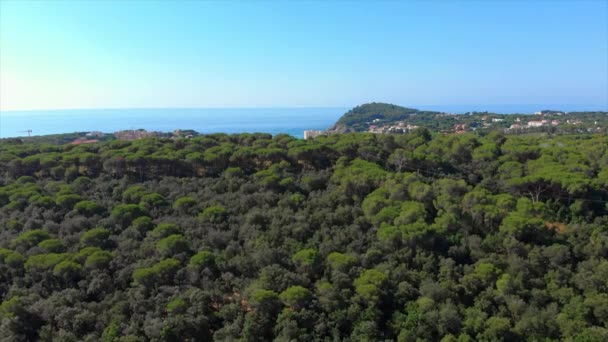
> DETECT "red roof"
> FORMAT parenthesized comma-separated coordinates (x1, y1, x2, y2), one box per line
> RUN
(70, 139, 99, 145)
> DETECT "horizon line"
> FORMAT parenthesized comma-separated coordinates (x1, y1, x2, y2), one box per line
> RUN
(0, 105, 351, 113)
(2, 103, 607, 113)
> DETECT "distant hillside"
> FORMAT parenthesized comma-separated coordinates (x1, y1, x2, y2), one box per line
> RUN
(328, 102, 608, 135)
(330, 103, 440, 132)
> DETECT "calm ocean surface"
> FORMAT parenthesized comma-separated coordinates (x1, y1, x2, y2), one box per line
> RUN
(0, 108, 348, 139)
(1, 105, 604, 139)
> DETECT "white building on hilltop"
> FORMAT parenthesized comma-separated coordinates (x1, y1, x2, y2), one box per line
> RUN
(304, 130, 323, 140)
(528, 121, 545, 127)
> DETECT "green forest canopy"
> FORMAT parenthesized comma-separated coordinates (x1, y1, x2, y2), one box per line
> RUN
(0, 131, 607, 341)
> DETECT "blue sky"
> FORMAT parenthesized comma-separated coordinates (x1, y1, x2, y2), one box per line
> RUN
(1, 0, 606, 111)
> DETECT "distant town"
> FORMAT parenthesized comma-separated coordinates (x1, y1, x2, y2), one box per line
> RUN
(66, 129, 198, 145)
(357, 111, 590, 135)
(304, 106, 608, 139)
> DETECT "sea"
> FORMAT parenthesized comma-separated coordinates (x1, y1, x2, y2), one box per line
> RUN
(0, 108, 348, 139)
(1, 104, 605, 139)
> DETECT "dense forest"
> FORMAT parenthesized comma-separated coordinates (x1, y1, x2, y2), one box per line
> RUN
(1, 130, 607, 341)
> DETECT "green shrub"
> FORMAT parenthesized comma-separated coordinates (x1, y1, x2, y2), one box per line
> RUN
(25, 253, 72, 271)
(139, 193, 168, 211)
(166, 298, 187, 314)
(75, 200, 104, 216)
(133, 258, 181, 287)
(150, 223, 180, 239)
(292, 248, 318, 268)
(157, 234, 190, 256)
(130, 216, 154, 233)
(80, 228, 111, 248)
(38, 239, 65, 253)
(279, 285, 312, 310)
(189, 251, 216, 269)
(111, 204, 146, 226)
(354, 269, 387, 302)
(13, 229, 50, 248)
(198, 205, 227, 224)
(122, 185, 148, 203)
(55, 194, 83, 209)
(173, 196, 197, 211)
(327, 252, 357, 272)
(53, 260, 82, 281)
(85, 250, 113, 269)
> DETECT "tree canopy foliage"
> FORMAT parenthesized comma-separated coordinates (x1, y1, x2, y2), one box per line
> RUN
(0, 131, 607, 340)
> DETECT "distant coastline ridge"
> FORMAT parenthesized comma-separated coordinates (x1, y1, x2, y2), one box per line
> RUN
(302, 102, 608, 138)
(2, 104, 606, 141)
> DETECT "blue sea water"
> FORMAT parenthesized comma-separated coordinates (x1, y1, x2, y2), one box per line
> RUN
(1, 104, 604, 139)
(0, 108, 348, 139)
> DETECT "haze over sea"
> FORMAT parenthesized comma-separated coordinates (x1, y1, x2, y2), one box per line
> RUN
(1, 104, 605, 139)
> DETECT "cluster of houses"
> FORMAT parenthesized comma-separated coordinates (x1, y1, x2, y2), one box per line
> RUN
(508, 118, 560, 130)
(506, 118, 585, 132)
(113, 129, 159, 140)
(367, 121, 421, 134)
(310, 110, 597, 138)
(70, 131, 106, 145)
(71, 129, 198, 144)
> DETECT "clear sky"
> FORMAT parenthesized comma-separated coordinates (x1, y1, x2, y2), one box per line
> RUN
(1, 0, 607, 111)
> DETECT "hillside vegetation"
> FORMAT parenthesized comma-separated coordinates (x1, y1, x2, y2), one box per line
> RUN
(1, 131, 608, 341)
(329, 102, 608, 134)
(330, 103, 430, 132)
